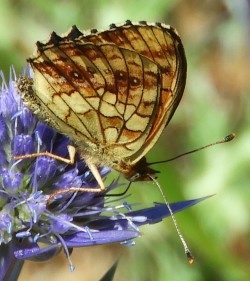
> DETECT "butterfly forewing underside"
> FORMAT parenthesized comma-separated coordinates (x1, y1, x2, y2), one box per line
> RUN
(17, 20, 186, 181)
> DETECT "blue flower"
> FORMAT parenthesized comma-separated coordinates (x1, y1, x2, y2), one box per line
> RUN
(0, 68, 208, 277)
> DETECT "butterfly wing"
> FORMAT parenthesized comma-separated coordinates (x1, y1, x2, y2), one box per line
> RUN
(73, 23, 186, 126)
(63, 21, 187, 163)
(18, 21, 186, 168)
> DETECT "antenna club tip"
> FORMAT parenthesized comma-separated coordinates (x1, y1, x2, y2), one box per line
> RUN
(188, 258, 195, 265)
(186, 252, 195, 265)
(224, 133, 236, 142)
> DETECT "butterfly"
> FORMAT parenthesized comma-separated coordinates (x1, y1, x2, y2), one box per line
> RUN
(16, 20, 187, 192)
(16, 20, 195, 263)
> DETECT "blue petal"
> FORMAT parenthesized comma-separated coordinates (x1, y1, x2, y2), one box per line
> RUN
(126, 195, 213, 225)
(13, 230, 138, 260)
(87, 196, 212, 230)
(63, 230, 139, 247)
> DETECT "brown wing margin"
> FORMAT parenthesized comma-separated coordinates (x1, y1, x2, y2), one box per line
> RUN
(144, 25, 187, 140)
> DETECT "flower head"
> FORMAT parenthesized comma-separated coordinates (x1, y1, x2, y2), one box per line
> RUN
(0, 68, 207, 274)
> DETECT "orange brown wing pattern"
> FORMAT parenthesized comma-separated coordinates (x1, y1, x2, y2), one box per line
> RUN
(25, 21, 186, 166)
(64, 21, 187, 162)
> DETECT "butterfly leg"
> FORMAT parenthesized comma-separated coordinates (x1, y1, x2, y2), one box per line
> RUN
(84, 158, 105, 191)
(14, 145, 76, 165)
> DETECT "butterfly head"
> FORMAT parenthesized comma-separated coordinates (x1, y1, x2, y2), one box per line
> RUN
(123, 157, 159, 182)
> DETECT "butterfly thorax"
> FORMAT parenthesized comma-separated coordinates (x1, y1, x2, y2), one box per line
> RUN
(77, 142, 158, 182)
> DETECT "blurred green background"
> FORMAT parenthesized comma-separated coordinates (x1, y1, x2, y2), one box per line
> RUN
(0, 0, 249, 280)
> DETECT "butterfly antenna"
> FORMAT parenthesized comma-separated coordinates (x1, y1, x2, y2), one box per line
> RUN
(150, 133, 235, 165)
(147, 174, 194, 264)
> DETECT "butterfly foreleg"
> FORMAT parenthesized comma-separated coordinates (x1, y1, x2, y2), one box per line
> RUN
(13, 144, 76, 165)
